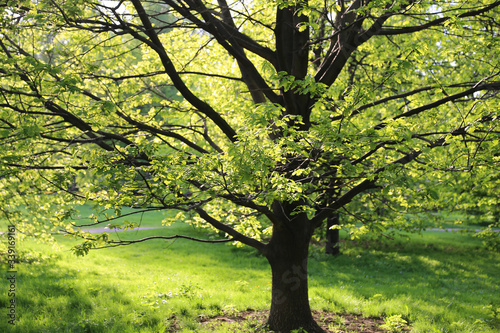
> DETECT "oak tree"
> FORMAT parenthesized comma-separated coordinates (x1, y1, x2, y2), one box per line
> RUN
(1, 0, 499, 331)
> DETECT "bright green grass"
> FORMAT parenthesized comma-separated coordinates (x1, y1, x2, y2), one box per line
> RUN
(309, 231, 500, 332)
(69, 204, 174, 229)
(1, 215, 499, 332)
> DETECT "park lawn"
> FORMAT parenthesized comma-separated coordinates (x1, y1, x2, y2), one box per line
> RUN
(67, 204, 175, 229)
(0, 216, 499, 332)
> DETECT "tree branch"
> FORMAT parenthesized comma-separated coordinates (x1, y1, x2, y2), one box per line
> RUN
(311, 149, 423, 227)
(378, 1, 500, 36)
(130, 0, 238, 142)
(194, 206, 267, 253)
(61, 231, 233, 247)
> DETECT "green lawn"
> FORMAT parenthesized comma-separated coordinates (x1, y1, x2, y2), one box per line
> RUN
(1, 212, 499, 332)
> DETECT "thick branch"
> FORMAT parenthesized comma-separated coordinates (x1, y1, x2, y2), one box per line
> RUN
(5, 163, 87, 170)
(164, 0, 277, 66)
(378, 1, 500, 35)
(194, 207, 267, 253)
(114, 110, 209, 154)
(310, 149, 422, 226)
(130, 0, 238, 142)
(392, 81, 500, 121)
(176, 0, 278, 104)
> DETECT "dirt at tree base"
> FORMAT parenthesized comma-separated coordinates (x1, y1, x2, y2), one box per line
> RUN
(193, 309, 411, 332)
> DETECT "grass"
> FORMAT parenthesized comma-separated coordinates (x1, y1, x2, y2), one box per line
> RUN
(68, 204, 174, 229)
(0, 210, 499, 332)
(309, 231, 500, 332)
(423, 210, 498, 230)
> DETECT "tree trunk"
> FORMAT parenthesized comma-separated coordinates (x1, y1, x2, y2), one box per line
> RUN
(325, 214, 340, 255)
(265, 212, 325, 332)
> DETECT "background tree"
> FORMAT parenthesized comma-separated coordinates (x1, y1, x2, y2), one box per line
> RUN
(1, 0, 499, 332)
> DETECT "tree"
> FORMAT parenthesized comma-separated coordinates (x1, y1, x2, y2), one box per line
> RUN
(1, 0, 499, 331)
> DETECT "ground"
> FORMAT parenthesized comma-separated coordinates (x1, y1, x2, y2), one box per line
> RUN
(165, 309, 411, 332)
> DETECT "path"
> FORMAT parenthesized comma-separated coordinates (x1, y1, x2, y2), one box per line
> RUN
(62, 226, 164, 234)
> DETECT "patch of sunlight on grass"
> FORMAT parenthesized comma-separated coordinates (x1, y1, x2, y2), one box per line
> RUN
(0, 216, 499, 332)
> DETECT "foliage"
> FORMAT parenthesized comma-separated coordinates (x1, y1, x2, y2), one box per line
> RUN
(0, 0, 498, 243)
(473, 222, 500, 251)
(380, 314, 408, 332)
(1, 0, 499, 331)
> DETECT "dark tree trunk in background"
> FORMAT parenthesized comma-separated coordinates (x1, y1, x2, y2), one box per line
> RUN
(325, 214, 340, 255)
(265, 208, 325, 333)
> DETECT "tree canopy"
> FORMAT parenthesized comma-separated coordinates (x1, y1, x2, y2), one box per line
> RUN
(1, 0, 499, 331)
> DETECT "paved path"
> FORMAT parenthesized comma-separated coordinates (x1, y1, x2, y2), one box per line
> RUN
(62, 226, 164, 234)
(426, 228, 499, 232)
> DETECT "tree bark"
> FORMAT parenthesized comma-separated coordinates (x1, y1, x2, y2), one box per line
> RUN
(265, 212, 325, 332)
(325, 214, 340, 255)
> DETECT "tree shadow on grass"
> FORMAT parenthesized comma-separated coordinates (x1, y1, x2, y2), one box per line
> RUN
(99, 227, 499, 331)
(307, 235, 500, 331)
(0, 260, 167, 333)
(1, 228, 498, 332)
